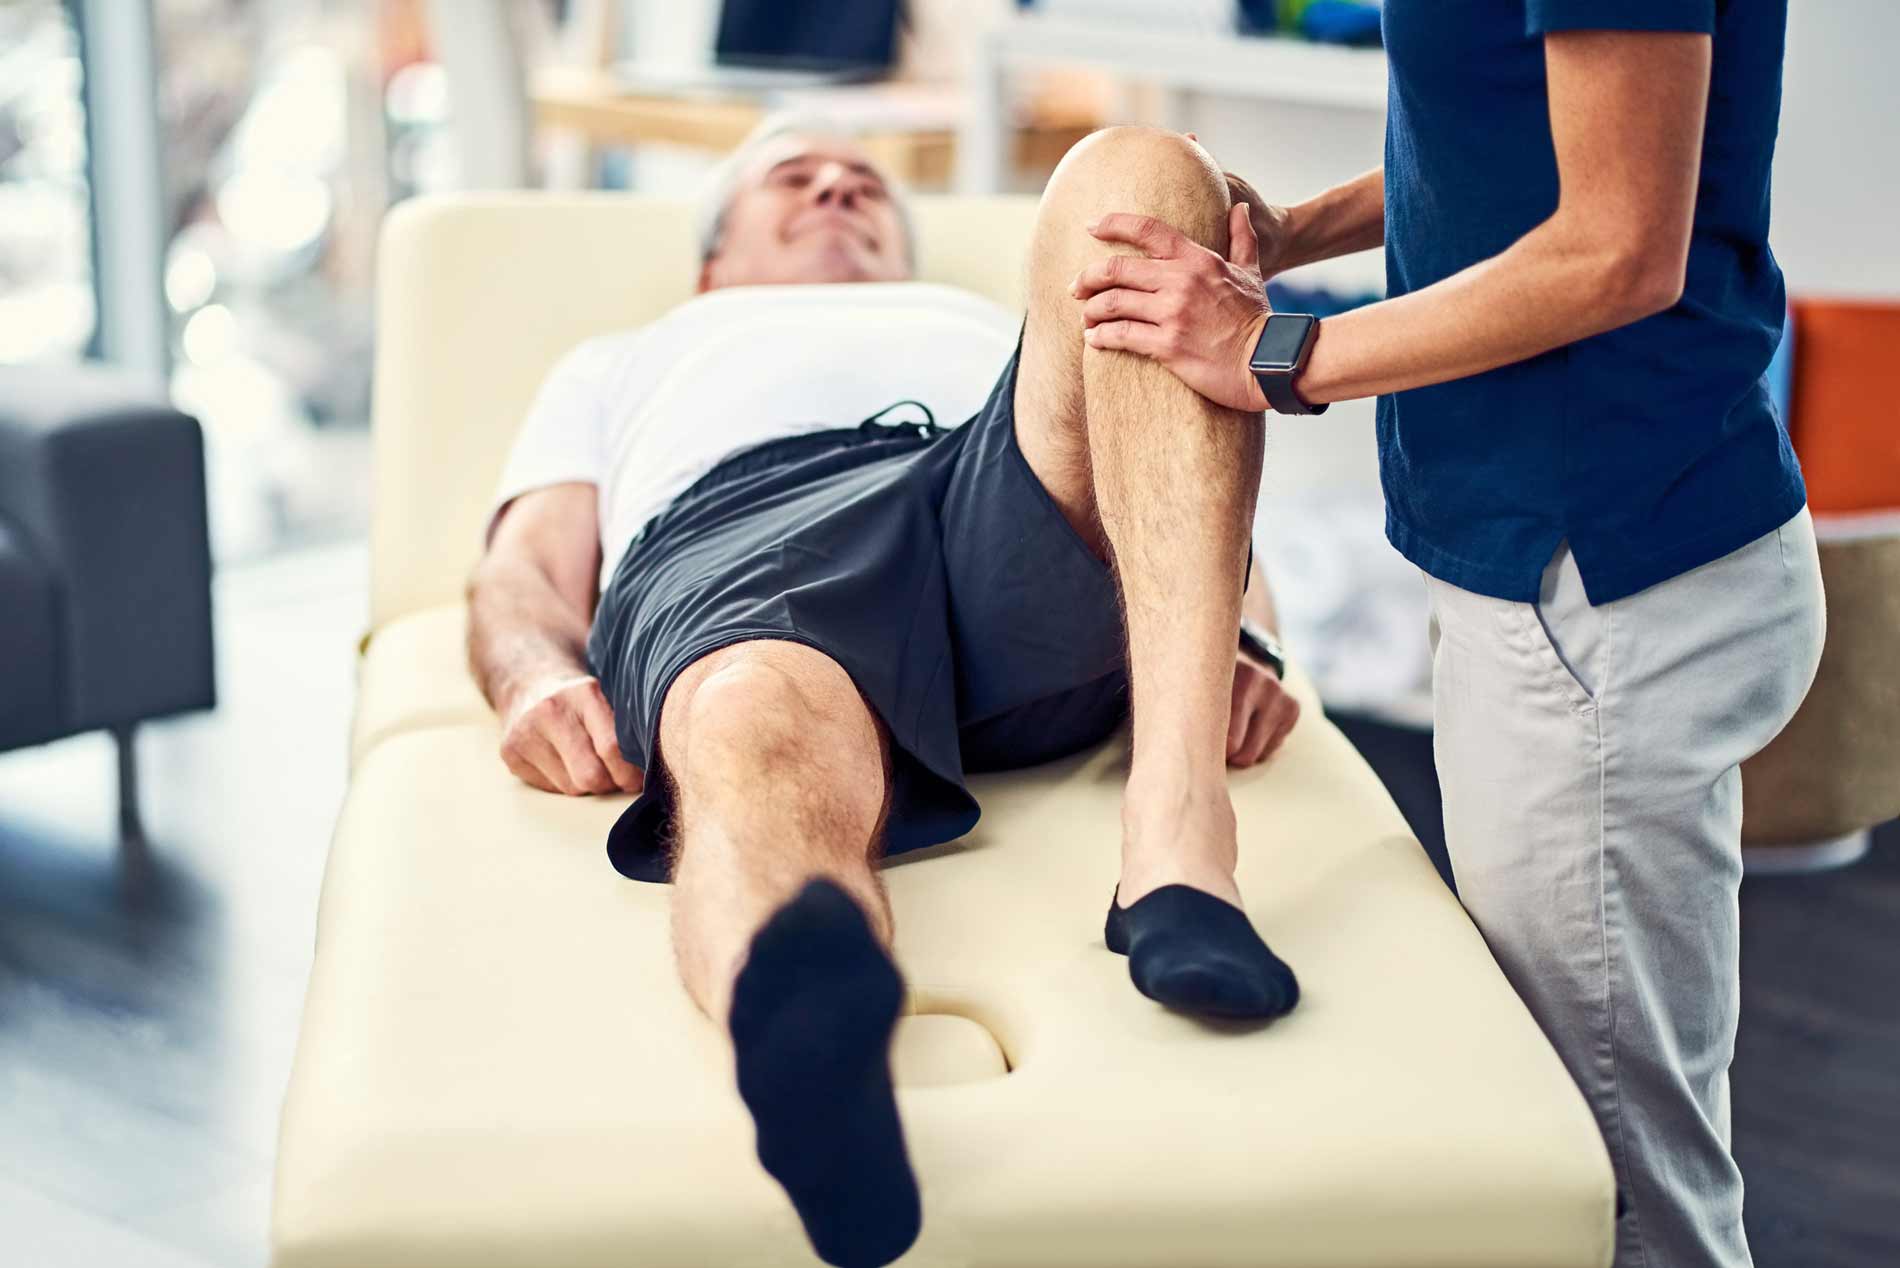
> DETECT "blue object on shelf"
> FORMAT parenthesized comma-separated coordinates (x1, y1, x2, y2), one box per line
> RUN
(1300, 0, 1383, 46)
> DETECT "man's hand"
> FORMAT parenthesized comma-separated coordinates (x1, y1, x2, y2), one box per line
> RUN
(1073, 203, 1274, 413)
(499, 673, 645, 796)
(1229, 652, 1300, 767)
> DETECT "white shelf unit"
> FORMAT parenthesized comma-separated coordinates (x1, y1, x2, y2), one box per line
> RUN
(956, 14, 1387, 193)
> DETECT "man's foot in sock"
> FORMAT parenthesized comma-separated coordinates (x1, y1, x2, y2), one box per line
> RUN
(728, 878, 920, 1268)
(1104, 883, 1299, 1019)
(1108, 777, 1299, 1020)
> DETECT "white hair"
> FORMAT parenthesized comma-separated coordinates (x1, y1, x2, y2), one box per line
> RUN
(693, 110, 918, 268)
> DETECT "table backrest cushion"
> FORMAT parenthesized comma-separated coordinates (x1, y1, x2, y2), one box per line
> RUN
(369, 192, 1039, 633)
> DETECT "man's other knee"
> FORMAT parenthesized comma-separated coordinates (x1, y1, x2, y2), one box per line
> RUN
(1040, 125, 1230, 250)
(663, 643, 891, 848)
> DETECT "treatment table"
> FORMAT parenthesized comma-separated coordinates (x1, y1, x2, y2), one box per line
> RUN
(271, 193, 1615, 1267)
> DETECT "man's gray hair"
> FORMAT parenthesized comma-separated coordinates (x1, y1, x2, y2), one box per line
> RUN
(693, 110, 919, 267)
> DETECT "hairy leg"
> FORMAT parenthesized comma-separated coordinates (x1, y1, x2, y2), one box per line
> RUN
(656, 638, 919, 1266)
(1015, 126, 1263, 908)
(658, 638, 893, 1023)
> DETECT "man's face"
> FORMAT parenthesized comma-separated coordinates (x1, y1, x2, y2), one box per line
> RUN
(698, 135, 912, 291)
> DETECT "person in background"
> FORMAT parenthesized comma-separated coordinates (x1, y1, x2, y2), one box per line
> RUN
(1073, 4, 1821, 1266)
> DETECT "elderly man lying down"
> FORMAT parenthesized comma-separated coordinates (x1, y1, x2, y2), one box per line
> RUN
(469, 118, 1302, 1268)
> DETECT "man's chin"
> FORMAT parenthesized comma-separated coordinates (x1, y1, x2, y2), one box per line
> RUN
(706, 234, 907, 289)
(734, 237, 908, 288)
(796, 266, 906, 286)
(782, 242, 904, 286)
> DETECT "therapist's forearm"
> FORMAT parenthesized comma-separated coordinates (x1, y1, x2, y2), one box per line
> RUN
(1273, 168, 1384, 274)
(1295, 213, 1682, 405)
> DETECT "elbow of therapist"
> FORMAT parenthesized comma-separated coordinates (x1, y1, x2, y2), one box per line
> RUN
(1556, 214, 1692, 329)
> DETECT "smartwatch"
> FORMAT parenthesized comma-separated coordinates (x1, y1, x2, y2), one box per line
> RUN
(1238, 616, 1286, 680)
(1248, 313, 1328, 416)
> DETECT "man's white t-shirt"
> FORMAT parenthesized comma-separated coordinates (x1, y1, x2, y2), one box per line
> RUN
(488, 281, 1020, 590)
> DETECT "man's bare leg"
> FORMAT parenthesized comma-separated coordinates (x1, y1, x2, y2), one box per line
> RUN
(1017, 127, 1259, 904)
(662, 639, 892, 1021)
(1014, 128, 1293, 1017)
(657, 639, 918, 1268)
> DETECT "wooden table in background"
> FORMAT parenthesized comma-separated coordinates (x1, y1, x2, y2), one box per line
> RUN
(531, 70, 1097, 189)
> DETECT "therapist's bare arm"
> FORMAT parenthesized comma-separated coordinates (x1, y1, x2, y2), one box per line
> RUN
(468, 482, 644, 796)
(1077, 31, 1710, 411)
(1236, 167, 1385, 280)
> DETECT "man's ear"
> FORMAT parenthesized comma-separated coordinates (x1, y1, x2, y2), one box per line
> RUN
(696, 256, 716, 294)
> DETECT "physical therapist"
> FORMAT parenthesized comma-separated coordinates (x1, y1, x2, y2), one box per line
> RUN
(1072, 3, 1823, 1266)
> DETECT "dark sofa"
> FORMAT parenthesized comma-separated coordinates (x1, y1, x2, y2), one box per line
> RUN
(0, 362, 215, 844)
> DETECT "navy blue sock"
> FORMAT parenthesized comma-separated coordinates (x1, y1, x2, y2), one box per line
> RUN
(728, 878, 920, 1268)
(1104, 884, 1300, 1020)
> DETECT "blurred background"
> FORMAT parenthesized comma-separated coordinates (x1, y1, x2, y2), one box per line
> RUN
(0, 2, 1894, 1266)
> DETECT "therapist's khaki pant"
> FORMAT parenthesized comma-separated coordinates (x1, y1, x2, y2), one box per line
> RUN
(1426, 508, 1824, 1268)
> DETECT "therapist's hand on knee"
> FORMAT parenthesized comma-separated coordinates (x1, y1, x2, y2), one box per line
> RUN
(1229, 652, 1300, 767)
(1073, 203, 1273, 414)
(500, 673, 645, 797)
(1223, 171, 1296, 282)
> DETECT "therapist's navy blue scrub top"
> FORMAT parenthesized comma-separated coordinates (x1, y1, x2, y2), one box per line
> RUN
(1378, 0, 1805, 604)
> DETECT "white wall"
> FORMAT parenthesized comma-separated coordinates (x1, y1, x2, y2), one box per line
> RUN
(1182, 93, 1386, 496)
(1771, 0, 1900, 298)
(1184, 97, 1386, 295)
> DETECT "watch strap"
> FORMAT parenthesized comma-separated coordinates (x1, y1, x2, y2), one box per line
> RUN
(1238, 617, 1286, 680)
(1257, 369, 1325, 416)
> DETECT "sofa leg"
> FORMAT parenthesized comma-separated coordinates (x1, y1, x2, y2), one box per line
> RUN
(113, 724, 148, 851)
(1742, 830, 1872, 876)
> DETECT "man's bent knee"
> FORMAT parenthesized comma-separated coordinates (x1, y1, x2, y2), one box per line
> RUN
(1012, 128, 1234, 545)
(1022, 127, 1232, 332)
(1040, 126, 1230, 246)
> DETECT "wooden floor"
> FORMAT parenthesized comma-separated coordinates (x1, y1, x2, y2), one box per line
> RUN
(0, 545, 364, 1267)
(0, 545, 1894, 1267)
(1732, 820, 1900, 1264)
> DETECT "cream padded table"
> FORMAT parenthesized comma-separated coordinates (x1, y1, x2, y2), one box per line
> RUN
(272, 194, 1613, 1267)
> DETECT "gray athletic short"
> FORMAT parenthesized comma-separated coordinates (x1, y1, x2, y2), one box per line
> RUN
(587, 340, 1134, 883)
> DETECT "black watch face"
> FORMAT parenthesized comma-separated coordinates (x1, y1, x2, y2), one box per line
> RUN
(1252, 316, 1314, 372)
